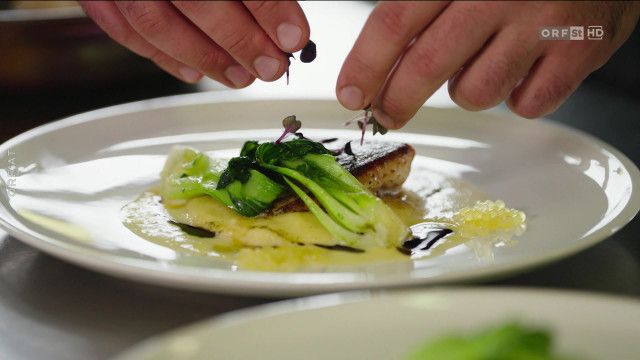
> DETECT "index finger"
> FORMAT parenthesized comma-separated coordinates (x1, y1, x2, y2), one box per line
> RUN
(336, 1, 449, 110)
(243, 1, 311, 52)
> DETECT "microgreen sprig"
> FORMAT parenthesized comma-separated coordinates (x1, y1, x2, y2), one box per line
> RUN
(344, 105, 388, 145)
(285, 40, 317, 85)
(285, 53, 294, 85)
(300, 40, 317, 63)
(276, 115, 302, 144)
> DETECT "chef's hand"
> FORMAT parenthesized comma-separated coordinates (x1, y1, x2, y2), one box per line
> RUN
(80, 1, 309, 87)
(337, 1, 640, 127)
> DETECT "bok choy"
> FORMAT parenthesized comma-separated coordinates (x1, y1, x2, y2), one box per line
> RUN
(159, 120, 408, 249)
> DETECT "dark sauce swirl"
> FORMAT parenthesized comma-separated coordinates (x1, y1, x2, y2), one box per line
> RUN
(400, 222, 453, 254)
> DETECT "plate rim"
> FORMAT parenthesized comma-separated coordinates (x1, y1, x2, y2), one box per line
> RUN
(1, 91, 639, 296)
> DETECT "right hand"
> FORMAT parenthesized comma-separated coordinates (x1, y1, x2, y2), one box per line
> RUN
(80, 1, 310, 87)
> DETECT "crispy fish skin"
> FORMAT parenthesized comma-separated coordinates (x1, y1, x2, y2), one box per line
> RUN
(266, 141, 415, 215)
(338, 141, 415, 193)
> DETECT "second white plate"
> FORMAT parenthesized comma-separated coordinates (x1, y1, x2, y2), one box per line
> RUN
(116, 288, 640, 360)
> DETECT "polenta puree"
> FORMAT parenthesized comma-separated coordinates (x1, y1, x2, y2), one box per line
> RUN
(122, 187, 525, 271)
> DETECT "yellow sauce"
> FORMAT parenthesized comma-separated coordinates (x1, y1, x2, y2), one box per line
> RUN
(122, 190, 422, 270)
(122, 172, 526, 272)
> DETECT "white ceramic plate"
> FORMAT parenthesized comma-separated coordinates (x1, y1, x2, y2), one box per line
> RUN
(0, 92, 638, 296)
(115, 287, 640, 360)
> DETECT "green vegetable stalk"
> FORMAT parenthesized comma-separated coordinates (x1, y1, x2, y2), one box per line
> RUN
(160, 146, 284, 217)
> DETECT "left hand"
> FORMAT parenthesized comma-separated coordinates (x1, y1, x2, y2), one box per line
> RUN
(336, 1, 640, 128)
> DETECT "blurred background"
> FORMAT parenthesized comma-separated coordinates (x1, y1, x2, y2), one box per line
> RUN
(0, 1, 638, 138)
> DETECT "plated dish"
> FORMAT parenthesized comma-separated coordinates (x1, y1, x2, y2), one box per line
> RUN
(0, 94, 637, 295)
(115, 288, 640, 359)
(122, 115, 526, 272)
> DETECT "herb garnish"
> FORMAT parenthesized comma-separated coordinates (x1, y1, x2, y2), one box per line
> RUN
(345, 105, 389, 145)
(300, 40, 317, 63)
(285, 53, 294, 85)
(285, 40, 317, 85)
(276, 115, 302, 144)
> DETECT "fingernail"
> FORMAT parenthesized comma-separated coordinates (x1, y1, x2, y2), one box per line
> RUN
(372, 108, 396, 129)
(338, 86, 364, 110)
(225, 65, 252, 88)
(179, 66, 202, 83)
(253, 56, 281, 81)
(277, 22, 302, 51)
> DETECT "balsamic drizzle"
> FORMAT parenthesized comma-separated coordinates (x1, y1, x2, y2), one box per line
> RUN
(402, 223, 453, 252)
(343, 141, 355, 156)
(168, 219, 453, 256)
(168, 221, 216, 238)
(315, 244, 365, 253)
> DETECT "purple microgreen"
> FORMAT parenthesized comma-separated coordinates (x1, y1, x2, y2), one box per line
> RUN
(343, 113, 365, 127)
(371, 115, 388, 136)
(285, 53, 294, 85)
(359, 107, 370, 145)
(276, 115, 302, 144)
(285, 40, 316, 85)
(344, 105, 389, 144)
(300, 40, 317, 63)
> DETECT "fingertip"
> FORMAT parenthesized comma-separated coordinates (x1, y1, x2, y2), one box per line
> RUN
(224, 64, 254, 88)
(373, 108, 405, 130)
(253, 56, 285, 81)
(178, 66, 204, 84)
(506, 95, 541, 119)
(337, 86, 364, 110)
(276, 22, 305, 52)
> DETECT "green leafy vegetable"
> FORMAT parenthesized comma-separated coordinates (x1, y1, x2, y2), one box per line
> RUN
(160, 146, 284, 217)
(159, 116, 408, 248)
(255, 138, 329, 164)
(217, 156, 253, 188)
(405, 323, 579, 360)
(239, 140, 259, 157)
(251, 139, 407, 248)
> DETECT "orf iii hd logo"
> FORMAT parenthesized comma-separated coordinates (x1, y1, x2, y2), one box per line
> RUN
(540, 26, 604, 40)
(587, 26, 604, 40)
